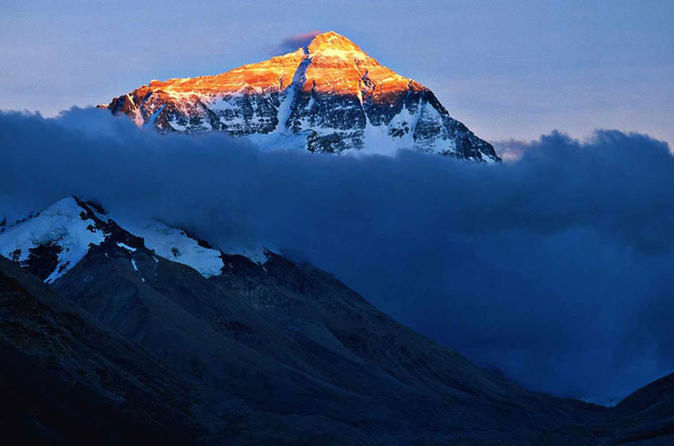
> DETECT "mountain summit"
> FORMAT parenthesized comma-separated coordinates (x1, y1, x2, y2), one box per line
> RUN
(101, 31, 499, 161)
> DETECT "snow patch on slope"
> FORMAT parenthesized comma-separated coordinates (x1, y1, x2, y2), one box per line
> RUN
(117, 242, 136, 252)
(120, 220, 225, 278)
(121, 218, 269, 271)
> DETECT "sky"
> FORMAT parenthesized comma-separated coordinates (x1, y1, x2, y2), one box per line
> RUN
(1, 0, 673, 146)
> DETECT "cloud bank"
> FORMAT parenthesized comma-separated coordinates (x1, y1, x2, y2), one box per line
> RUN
(1, 108, 673, 404)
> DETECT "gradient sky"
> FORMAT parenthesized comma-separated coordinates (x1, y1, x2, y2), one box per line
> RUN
(1, 0, 673, 145)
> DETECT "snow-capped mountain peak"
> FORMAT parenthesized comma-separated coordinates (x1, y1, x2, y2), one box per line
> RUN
(0, 197, 106, 283)
(101, 31, 499, 162)
(0, 197, 268, 282)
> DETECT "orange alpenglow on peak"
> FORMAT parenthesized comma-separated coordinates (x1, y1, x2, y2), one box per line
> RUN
(101, 31, 499, 161)
(300, 31, 410, 97)
(138, 31, 403, 98)
(306, 31, 366, 53)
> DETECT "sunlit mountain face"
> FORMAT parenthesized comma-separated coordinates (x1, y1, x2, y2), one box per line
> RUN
(101, 31, 499, 161)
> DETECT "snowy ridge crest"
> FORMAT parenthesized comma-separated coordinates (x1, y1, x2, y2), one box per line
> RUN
(0, 197, 269, 283)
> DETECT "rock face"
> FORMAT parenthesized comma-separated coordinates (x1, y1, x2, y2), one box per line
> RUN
(101, 31, 499, 161)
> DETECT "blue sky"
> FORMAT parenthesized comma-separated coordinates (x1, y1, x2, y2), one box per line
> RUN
(1, 0, 673, 145)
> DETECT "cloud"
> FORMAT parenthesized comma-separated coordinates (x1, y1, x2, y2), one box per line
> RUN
(268, 31, 320, 55)
(492, 139, 534, 162)
(1, 108, 674, 404)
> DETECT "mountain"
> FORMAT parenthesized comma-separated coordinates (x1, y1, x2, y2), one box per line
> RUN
(528, 372, 674, 445)
(100, 31, 499, 161)
(587, 372, 674, 444)
(0, 197, 266, 284)
(0, 251, 197, 444)
(0, 197, 609, 444)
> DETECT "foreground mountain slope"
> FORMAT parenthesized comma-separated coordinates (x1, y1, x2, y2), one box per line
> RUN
(101, 31, 499, 161)
(0, 255, 197, 445)
(1, 197, 608, 444)
(587, 372, 674, 444)
(525, 372, 674, 445)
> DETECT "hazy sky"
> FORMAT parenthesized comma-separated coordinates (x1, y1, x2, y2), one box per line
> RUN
(1, 0, 672, 145)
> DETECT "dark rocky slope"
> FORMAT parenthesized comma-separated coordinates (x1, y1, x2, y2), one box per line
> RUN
(0, 240, 606, 444)
(0, 256, 196, 445)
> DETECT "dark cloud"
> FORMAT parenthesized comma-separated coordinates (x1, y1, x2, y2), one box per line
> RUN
(1, 108, 673, 404)
(269, 31, 320, 55)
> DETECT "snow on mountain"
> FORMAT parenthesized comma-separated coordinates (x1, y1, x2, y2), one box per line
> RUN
(100, 31, 499, 162)
(117, 219, 266, 278)
(0, 197, 268, 282)
(121, 220, 225, 278)
(0, 197, 106, 283)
